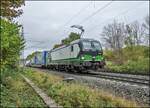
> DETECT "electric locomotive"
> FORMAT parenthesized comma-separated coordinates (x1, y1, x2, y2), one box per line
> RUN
(48, 38, 105, 71)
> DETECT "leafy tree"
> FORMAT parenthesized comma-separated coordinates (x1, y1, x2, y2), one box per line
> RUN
(1, 19, 25, 68)
(1, 0, 25, 20)
(61, 32, 80, 45)
(53, 44, 63, 49)
(53, 32, 80, 49)
(68, 32, 80, 42)
(61, 38, 70, 45)
(26, 51, 41, 61)
(1, 0, 25, 69)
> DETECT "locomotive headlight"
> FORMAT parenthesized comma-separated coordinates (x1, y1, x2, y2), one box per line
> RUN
(81, 56, 85, 60)
(93, 56, 95, 59)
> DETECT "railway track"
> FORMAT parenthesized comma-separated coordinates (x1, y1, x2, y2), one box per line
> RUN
(32, 67, 150, 86)
(63, 70, 149, 86)
(84, 71, 149, 86)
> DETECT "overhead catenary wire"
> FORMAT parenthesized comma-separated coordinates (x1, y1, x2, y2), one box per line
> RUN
(24, 40, 52, 50)
(24, 36, 51, 50)
(78, 0, 113, 24)
(58, 1, 113, 40)
(62, 2, 91, 27)
(24, 45, 47, 50)
(38, 2, 92, 49)
(23, 2, 92, 52)
(27, 1, 144, 50)
(87, 1, 146, 34)
(55, 2, 91, 36)
(24, 1, 147, 53)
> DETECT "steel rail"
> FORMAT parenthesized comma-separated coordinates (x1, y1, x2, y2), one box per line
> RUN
(88, 70, 149, 81)
(86, 73, 149, 86)
(31, 67, 150, 86)
(77, 70, 150, 86)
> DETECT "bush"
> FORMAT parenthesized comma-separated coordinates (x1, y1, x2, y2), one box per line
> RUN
(107, 58, 149, 74)
(104, 50, 115, 61)
(123, 45, 149, 62)
(105, 46, 149, 74)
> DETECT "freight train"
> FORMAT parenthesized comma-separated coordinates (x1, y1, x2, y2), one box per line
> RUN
(28, 38, 105, 71)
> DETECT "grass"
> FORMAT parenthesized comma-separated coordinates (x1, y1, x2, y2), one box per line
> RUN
(23, 68, 142, 107)
(1, 67, 46, 107)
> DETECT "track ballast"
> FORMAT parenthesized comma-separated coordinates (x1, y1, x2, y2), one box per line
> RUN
(34, 67, 149, 86)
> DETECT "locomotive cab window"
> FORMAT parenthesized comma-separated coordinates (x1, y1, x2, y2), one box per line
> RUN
(71, 45, 73, 52)
(82, 41, 92, 51)
(92, 41, 102, 51)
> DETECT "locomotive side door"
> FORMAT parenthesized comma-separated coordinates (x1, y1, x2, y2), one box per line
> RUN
(70, 45, 73, 58)
(70, 44, 80, 58)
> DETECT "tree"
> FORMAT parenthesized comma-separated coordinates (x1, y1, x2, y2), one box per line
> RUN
(1, 0, 25, 69)
(125, 21, 145, 46)
(142, 15, 149, 46)
(26, 51, 41, 61)
(53, 44, 63, 49)
(101, 20, 126, 51)
(1, 19, 25, 68)
(68, 32, 80, 42)
(1, 0, 25, 20)
(53, 32, 80, 49)
(61, 32, 80, 45)
(61, 38, 70, 45)
(101, 20, 126, 64)
(142, 15, 149, 31)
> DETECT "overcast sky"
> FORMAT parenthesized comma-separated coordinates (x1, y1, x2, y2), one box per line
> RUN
(17, 1, 149, 58)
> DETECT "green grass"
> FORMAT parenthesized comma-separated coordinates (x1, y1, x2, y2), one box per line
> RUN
(23, 68, 141, 107)
(1, 68, 46, 107)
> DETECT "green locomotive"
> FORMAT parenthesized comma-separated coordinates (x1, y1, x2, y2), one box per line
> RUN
(47, 38, 105, 71)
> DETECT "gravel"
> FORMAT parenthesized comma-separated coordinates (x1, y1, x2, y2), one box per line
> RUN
(37, 68, 150, 106)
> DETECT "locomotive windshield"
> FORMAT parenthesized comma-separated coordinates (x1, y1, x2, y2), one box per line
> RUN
(92, 41, 102, 51)
(82, 41, 93, 50)
(82, 40, 102, 51)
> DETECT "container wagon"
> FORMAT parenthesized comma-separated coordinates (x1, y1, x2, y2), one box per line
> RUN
(29, 51, 48, 68)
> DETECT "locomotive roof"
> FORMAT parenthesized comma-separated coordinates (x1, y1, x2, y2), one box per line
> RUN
(70, 38, 99, 44)
(51, 38, 99, 52)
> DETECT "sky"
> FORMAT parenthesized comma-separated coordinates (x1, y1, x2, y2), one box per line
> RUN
(17, 1, 149, 58)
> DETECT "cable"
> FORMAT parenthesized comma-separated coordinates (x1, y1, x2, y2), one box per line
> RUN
(56, 1, 113, 43)
(62, 2, 91, 27)
(24, 3, 92, 55)
(55, 2, 91, 36)
(87, 1, 146, 34)
(78, 1, 113, 24)
(25, 1, 113, 51)
(26, 39, 47, 43)
(57, 1, 113, 40)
